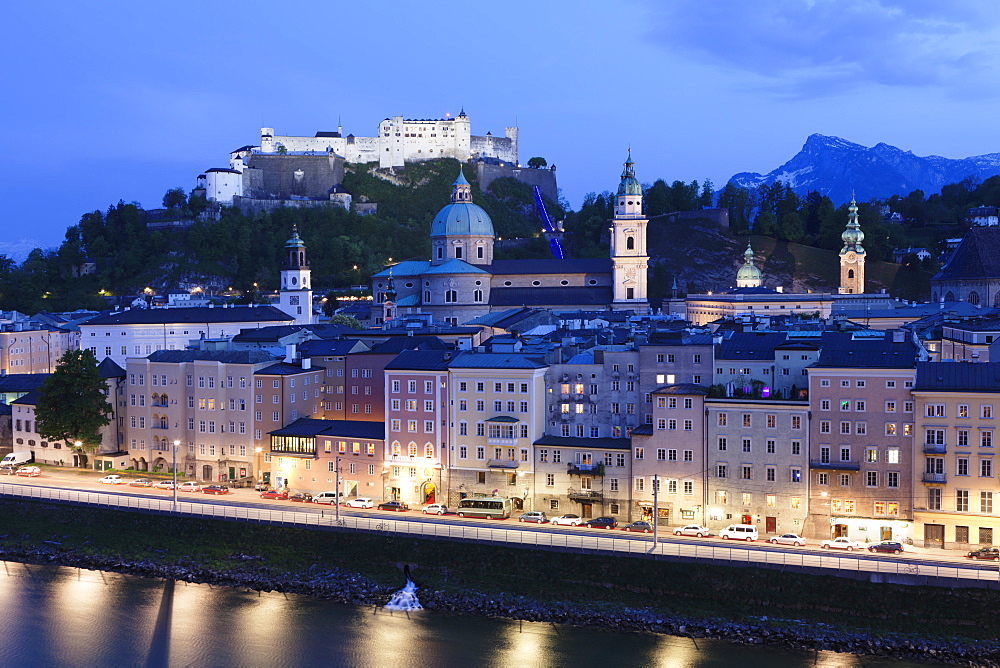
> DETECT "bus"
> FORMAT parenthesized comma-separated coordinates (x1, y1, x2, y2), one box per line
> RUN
(457, 496, 512, 519)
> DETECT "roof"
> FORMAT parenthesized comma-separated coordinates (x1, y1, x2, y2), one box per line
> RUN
(423, 259, 490, 276)
(486, 415, 519, 423)
(430, 201, 494, 238)
(914, 362, 1000, 392)
(933, 227, 1000, 281)
(716, 332, 788, 361)
(256, 362, 326, 375)
(368, 337, 448, 355)
(96, 358, 126, 378)
(0, 374, 50, 393)
(534, 434, 632, 450)
(269, 417, 384, 440)
(488, 258, 613, 275)
(12, 389, 39, 406)
(813, 332, 920, 369)
(653, 383, 709, 395)
(372, 261, 432, 278)
(146, 350, 276, 364)
(84, 306, 293, 327)
(232, 323, 356, 343)
(448, 352, 547, 369)
(384, 350, 454, 371)
(490, 286, 614, 308)
(298, 339, 370, 357)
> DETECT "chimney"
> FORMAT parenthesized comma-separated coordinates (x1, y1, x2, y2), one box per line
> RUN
(301, 357, 311, 370)
(284, 343, 296, 364)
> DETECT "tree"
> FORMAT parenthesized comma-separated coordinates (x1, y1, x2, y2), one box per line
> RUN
(527, 157, 547, 169)
(162, 187, 187, 209)
(35, 349, 112, 468)
(329, 314, 363, 329)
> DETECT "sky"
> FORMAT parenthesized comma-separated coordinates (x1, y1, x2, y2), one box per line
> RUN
(3, 0, 1000, 258)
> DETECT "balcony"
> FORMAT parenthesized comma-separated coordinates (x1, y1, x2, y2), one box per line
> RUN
(923, 443, 947, 454)
(922, 472, 947, 484)
(568, 463, 605, 476)
(487, 459, 519, 469)
(809, 459, 861, 471)
(567, 488, 602, 502)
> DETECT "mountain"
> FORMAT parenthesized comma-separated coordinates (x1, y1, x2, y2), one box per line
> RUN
(728, 134, 1000, 203)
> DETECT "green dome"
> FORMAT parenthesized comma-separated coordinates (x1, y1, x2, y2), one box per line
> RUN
(736, 242, 762, 286)
(430, 202, 495, 237)
(285, 224, 305, 247)
(736, 263, 762, 283)
(617, 150, 643, 196)
(841, 197, 865, 252)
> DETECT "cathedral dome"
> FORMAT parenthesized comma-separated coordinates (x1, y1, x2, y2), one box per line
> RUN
(735, 242, 762, 288)
(430, 169, 495, 238)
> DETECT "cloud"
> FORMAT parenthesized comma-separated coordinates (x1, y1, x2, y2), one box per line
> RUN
(644, 0, 1000, 98)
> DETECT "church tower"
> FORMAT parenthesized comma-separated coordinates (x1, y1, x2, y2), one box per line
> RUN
(279, 225, 314, 325)
(735, 241, 763, 288)
(610, 150, 649, 312)
(839, 196, 866, 294)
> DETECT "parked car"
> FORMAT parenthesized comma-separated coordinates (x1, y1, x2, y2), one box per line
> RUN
(344, 497, 374, 509)
(15, 466, 41, 477)
(312, 492, 344, 505)
(518, 511, 549, 524)
(868, 540, 904, 555)
(583, 516, 618, 529)
(622, 521, 653, 533)
(129, 478, 154, 487)
(422, 503, 448, 515)
(550, 514, 583, 526)
(289, 492, 313, 503)
(254, 481, 270, 492)
(673, 524, 711, 538)
(768, 533, 807, 547)
(99, 475, 125, 485)
(966, 546, 1000, 561)
(177, 481, 201, 492)
(377, 501, 409, 512)
(202, 485, 230, 495)
(719, 524, 759, 541)
(260, 489, 288, 500)
(152, 480, 175, 490)
(821, 537, 861, 551)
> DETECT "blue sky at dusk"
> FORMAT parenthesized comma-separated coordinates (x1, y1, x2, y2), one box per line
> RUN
(3, 0, 1000, 258)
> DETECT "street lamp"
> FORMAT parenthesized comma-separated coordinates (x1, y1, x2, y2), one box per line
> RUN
(172, 439, 180, 507)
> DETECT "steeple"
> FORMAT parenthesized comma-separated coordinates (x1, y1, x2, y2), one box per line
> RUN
(736, 241, 763, 288)
(279, 225, 313, 325)
(451, 167, 472, 203)
(839, 194, 866, 294)
(610, 150, 649, 313)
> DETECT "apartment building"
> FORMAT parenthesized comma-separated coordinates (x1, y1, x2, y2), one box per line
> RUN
(912, 362, 1000, 549)
(254, 358, 326, 483)
(533, 434, 631, 520)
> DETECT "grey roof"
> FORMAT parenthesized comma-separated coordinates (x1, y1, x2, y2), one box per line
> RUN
(534, 435, 632, 450)
(914, 362, 1000, 392)
(422, 259, 490, 276)
(653, 383, 709, 395)
(490, 286, 614, 307)
(0, 374, 50, 393)
(298, 339, 370, 357)
(85, 306, 293, 326)
(448, 352, 547, 369)
(269, 417, 384, 440)
(257, 362, 326, 375)
(368, 337, 448, 355)
(813, 332, 919, 369)
(12, 389, 39, 406)
(232, 323, 355, 343)
(96, 358, 126, 378)
(384, 350, 454, 371)
(488, 259, 613, 275)
(146, 350, 276, 364)
(933, 227, 1000, 281)
(716, 332, 788, 361)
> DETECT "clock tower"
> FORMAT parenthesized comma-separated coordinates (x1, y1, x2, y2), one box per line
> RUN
(279, 225, 314, 325)
(839, 196, 865, 294)
(610, 150, 649, 312)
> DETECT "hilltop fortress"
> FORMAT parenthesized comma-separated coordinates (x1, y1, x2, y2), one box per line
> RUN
(195, 110, 543, 209)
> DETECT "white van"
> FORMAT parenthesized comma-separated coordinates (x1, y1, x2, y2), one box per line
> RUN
(719, 524, 758, 541)
(312, 491, 343, 505)
(1, 451, 33, 469)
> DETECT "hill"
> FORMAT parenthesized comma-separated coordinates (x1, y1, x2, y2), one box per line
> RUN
(730, 134, 1000, 204)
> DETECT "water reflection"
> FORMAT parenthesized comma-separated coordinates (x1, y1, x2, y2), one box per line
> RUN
(0, 562, 923, 668)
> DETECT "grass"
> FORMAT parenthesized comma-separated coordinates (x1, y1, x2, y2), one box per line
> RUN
(2, 498, 999, 642)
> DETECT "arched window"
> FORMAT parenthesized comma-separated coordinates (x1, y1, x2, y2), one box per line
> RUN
(945, 291, 955, 301)
(392, 441, 401, 456)
(160, 393, 168, 406)
(445, 290, 457, 303)
(848, 269, 854, 279)
(473, 290, 483, 302)
(626, 236, 635, 250)
(408, 442, 418, 457)
(424, 443, 434, 458)
(969, 291, 980, 306)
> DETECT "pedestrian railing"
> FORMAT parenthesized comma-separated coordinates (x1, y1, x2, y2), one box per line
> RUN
(3, 482, 997, 587)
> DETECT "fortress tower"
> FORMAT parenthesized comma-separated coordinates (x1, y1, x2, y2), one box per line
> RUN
(610, 151, 649, 312)
(278, 226, 314, 325)
(839, 196, 866, 294)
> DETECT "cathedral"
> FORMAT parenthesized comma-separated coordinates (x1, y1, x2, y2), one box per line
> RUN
(371, 153, 651, 324)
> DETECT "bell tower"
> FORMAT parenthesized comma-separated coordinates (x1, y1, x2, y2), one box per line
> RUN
(279, 225, 314, 325)
(610, 150, 649, 313)
(839, 196, 866, 294)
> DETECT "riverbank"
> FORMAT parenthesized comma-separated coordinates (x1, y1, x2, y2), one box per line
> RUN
(2, 498, 999, 665)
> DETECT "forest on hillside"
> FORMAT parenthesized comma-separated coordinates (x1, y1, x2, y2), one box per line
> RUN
(0, 158, 997, 314)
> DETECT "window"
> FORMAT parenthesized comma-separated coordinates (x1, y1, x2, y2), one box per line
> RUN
(766, 467, 776, 482)
(741, 465, 752, 480)
(865, 471, 878, 487)
(983, 405, 994, 419)
(717, 437, 727, 451)
(838, 474, 851, 487)
(981, 458, 993, 478)
(717, 413, 727, 427)
(980, 491, 993, 514)
(766, 440, 775, 454)
(791, 416, 801, 430)
(742, 439, 751, 453)
(634, 447, 644, 460)
(926, 404, 946, 418)
(790, 468, 801, 483)
(742, 414, 751, 427)
(717, 464, 728, 478)
(716, 490, 728, 505)
(820, 420, 831, 434)
(982, 431, 994, 448)
(958, 429, 970, 447)
(766, 414, 776, 428)
(957, 490, 969, 512)
(817, 472, 829, 485)
(866, 447, 878, 463)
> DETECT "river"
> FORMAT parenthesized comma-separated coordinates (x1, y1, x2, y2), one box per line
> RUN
(0, 562, 925, 667)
